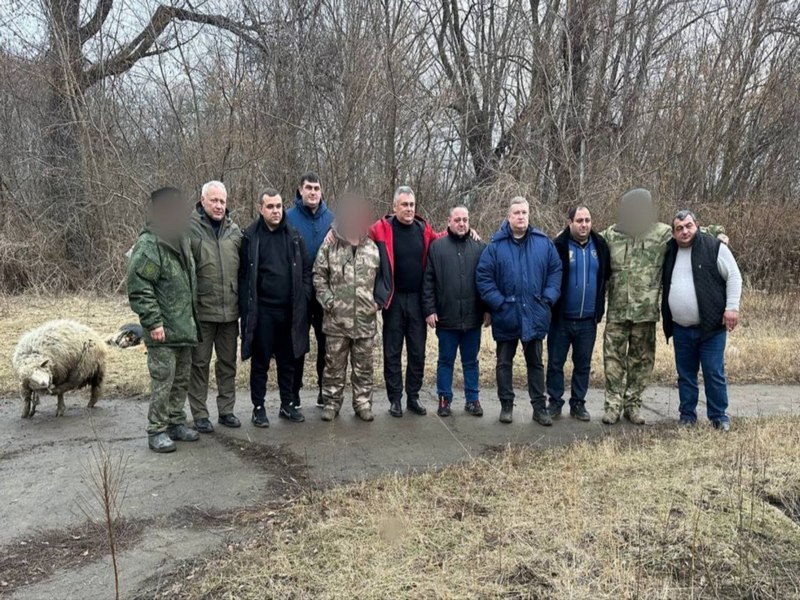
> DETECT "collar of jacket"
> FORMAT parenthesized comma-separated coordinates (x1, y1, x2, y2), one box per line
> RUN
(494, 220, 546, 243)
(554, 226, 597, 248)
(141, 224, 186, 255)
(293, 193, 329, 220)
(331, 222, 369, 245)
(194, 202, 230, 227)
(383, 214, 429, 229)
(257, 211, 288, 233)
(446, 227, 470, 241)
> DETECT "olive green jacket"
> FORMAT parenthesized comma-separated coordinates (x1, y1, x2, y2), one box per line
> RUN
(601, 222, 724, 323)
(127, 227, 199, 347)
(188, 205, 243, 323)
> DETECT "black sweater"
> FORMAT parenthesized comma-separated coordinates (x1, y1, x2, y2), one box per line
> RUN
(257, 221, 292, 308)
(392, 219, 425, 293)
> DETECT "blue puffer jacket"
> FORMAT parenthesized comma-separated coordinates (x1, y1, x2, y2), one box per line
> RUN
(286, 193, 335, 261)
(476, 221, 563, 342)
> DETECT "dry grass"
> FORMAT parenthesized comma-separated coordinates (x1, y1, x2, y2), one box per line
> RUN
(0, 291, 798, 399)
(159, 417, 800, 599)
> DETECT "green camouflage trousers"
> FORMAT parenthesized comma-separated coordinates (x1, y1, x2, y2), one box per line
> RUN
(603, 320, 656, 413)
(146, 345, 192, 433)
(188, 320, 239, 420)
(321, 336, 374, 412)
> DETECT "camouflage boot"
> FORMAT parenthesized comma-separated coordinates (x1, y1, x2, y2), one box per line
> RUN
(602, 409, 620, 425)
(623, 407, 646, 425)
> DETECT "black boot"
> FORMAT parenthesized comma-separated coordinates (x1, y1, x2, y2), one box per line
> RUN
(437, 396, 451, 417)
(148, 432, 176, 453)
(570, 402, 591, 422)
(389, 399, 403, 417)
(499, 402, 513, 424)
(407, 397, 427, 416)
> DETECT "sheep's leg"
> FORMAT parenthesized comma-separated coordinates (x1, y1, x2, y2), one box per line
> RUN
(29, 392, 38, 417)
(56, 394, 65, 417)
(21, 386, 31, 418)
(88, 365, 105, 408)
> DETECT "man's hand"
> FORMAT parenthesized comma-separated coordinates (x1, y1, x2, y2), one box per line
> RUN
(150, 326, 165, 343)
(723, 310, 739, 332)
(469, 229, 481, 241)
(717, 233, 730, 246)
(373, 303, 380, 314)
(483, 313, 491, 327)
(323, 230, 336, 245)
(425, 314, 438, 329)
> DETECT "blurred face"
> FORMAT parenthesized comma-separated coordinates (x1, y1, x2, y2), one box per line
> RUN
(672, 215, 698, 248)
(259, 194, 283, 228)
(338, 199, 373, 240)
(569, 207, 592, 243)
(617, 200, 655, 236)
(299, 179, 322, 211)
(448, 207, 470, 236)
(393, 193, 415, 225)
(508, 202, 530, 235)
(151, 197, 191, 238)
(201, 185, 227, 221)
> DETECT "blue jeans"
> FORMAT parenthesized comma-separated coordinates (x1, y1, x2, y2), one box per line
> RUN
(546, 318, 597, 408)
(436, 328, 481, 403)
(672, 324, 729, 424)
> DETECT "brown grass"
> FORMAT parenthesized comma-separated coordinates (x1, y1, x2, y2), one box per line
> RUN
(158, 417, 800, 599)
(0, 291, 797, 400)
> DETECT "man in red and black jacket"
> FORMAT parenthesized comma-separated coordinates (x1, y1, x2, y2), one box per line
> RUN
(370, 186, 442, 417)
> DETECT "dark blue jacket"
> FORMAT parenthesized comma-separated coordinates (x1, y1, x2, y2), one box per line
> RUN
(552, 227, 610, 323)
(476, 221, 562, 342)
(286, 192, 335, 261)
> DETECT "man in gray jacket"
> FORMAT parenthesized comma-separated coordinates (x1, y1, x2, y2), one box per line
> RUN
(187, 180, 243, 432)
(423, 206, 490, 417)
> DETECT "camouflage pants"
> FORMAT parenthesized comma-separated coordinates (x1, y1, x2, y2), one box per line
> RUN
(603, 320, 656, 413)
(146, 345, 192, 434)
(188, 320, 239, 420)
(322, 336, 374, 413)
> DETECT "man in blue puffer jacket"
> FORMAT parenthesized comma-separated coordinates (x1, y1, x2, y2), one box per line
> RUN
(476, 197, 562, 426)
(286, 172, 335, 409)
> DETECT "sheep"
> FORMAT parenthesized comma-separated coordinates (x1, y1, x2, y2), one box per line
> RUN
(12, 319, 106, 418)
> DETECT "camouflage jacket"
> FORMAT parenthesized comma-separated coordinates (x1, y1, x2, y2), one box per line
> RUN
(189, 204, 242, 323)
(312, 233, 388, 338)
(601, 222, 723, 323)
(127, 227, 199, 347)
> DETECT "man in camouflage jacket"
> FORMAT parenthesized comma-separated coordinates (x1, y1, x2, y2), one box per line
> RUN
(600, 188, 725, 425)
(127, 187, 200, 453)
(312, 194, 389, 422)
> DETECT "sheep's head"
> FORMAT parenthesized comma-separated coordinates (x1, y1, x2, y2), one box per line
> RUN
(24, 359, 52, 390)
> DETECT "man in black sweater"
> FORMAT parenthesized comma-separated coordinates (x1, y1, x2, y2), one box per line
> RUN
(369, 186, 441, 417)
(422, 206, 489, 417)
(239, 189, 312, 427)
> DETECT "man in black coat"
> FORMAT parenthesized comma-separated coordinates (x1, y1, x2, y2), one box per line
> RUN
(546, 205, 610, 422)
(239, 188, 312, 427)
(422, 205, 490, 417)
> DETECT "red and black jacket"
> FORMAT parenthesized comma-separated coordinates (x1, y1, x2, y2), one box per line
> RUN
(369, 214, 442, 309)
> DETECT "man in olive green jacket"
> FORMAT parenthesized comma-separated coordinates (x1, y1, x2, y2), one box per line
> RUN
(128, 187, 200, 453)
(187, 181, 243, 432)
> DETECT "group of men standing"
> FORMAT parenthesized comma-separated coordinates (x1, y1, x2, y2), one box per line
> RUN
(127, 179, 742, 454)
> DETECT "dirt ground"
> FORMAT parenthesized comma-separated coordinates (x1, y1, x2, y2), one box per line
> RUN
(1, 384, 798, 599)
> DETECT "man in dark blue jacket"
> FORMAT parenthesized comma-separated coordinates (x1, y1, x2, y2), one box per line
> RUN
(476, 197, 562, 426)
(546, 206, 610, 422)
(286, 172, 335, 409)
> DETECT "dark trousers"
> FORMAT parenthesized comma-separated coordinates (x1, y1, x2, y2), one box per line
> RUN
(672, 324, 729, 424)
(546, 318, 597, 408)
(382, 292, 427, 403)
(436, 327, 481, 403)
(250, 306, 295, 409)
(496, 339, 546, 412)
(293, 297, 325, 399)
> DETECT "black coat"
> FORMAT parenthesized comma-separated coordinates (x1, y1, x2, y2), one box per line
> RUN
(238, 215, 312, 360)
(551, 227, 611, 324)
(422, 229, 487, 330)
